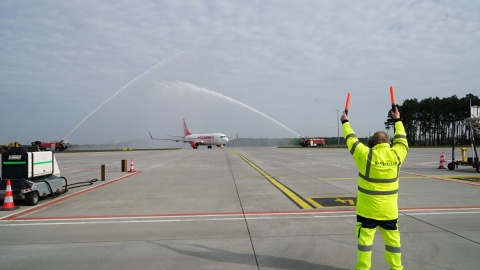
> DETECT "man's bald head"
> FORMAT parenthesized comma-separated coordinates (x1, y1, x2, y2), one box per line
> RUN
(369, 131, 390, 147)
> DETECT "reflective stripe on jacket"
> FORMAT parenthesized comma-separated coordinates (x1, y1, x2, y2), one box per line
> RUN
(343, 121, 408, 220)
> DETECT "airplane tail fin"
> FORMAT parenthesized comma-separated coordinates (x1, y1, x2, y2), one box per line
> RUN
(183, 118, 192, 136)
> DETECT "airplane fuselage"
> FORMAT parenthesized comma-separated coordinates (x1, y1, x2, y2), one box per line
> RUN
(186, 133, 229, 148)
(149, 118, 231, 149)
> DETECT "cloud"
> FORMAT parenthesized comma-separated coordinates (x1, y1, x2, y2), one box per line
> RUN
(0, 0, 479, 144)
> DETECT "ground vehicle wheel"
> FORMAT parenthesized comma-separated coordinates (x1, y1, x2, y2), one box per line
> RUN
(25, 191, 40, 206)
(476, 166, 480, 173)
(447, 162, 455, 170)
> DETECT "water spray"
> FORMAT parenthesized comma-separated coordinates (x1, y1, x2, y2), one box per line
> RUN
(63, 51, 185, 140)
(155, 81, 302, 137)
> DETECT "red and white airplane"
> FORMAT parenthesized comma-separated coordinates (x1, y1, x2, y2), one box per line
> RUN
(149, 118, 230, 149)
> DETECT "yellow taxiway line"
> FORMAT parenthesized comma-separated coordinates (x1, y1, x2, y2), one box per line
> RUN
(233, 150, 313, 209)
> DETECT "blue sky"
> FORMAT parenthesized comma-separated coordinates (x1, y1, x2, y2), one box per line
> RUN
(1, 0, 479, 145)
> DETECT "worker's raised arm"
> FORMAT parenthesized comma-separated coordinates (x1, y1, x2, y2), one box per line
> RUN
(391, 107, 408, 162)
(341, 113, 369, 164)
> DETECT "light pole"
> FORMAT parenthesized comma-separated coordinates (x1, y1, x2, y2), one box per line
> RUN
(335, 109, 341, 147)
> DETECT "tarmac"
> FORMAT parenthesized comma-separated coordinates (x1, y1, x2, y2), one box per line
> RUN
(0, 147, 479, 270)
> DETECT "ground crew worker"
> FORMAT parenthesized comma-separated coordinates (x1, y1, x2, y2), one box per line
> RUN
(340, 106, 408, 270)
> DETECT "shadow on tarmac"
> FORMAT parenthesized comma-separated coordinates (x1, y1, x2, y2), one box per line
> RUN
(154, 243, 349, 270)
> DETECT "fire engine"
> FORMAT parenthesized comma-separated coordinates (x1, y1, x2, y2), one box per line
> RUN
(299, 137, 325, 147)
(31, 140, 69, 151)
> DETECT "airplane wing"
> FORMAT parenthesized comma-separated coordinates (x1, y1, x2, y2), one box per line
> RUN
(149, 132, 194, 143)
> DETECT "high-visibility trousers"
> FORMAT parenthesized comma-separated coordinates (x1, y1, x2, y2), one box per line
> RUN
(355, 215, 403, 270)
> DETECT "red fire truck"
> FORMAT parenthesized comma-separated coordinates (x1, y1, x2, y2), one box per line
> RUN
(31, 140, 69, 151)
(299, 137, 325, 147)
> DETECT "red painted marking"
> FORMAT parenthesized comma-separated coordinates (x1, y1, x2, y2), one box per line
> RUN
(399, 206, 480, 211)
(1, 171, 141, 220)
(4, 168, 479, 221)
(6, 206, 480, 221)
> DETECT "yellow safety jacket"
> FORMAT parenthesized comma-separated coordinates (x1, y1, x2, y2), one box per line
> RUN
(343, 120, 408, 220)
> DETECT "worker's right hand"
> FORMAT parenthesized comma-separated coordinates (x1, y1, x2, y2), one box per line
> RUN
(340, 111, 349, 122)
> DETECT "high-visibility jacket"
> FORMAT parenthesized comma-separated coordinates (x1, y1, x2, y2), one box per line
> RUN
(343, 120, 408, 220)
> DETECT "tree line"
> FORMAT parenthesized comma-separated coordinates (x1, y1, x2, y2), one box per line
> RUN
(388, 93, 479, 146)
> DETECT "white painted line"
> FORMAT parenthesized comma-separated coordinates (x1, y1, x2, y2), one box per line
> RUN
(2, 210, 479, 227)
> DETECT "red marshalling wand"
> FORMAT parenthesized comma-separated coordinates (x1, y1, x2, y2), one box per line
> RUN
(344, 92, 351, 115)
(390, 86, 396, 111)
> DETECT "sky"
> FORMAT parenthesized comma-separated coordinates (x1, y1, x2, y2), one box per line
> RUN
(1, 0, 479, 146)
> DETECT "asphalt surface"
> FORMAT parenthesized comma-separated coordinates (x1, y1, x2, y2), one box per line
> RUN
(1, 147, 479, 270)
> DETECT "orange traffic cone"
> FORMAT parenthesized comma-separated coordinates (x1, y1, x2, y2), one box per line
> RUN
(129, 159, 135, 172)
(2, 179, 19, 211)
(437, 152, 446, 169)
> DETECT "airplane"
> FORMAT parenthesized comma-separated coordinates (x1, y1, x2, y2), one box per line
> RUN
(149, 118, 231, 149)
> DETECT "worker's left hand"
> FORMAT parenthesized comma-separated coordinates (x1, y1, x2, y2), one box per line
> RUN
(391, 106, 400, 120)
